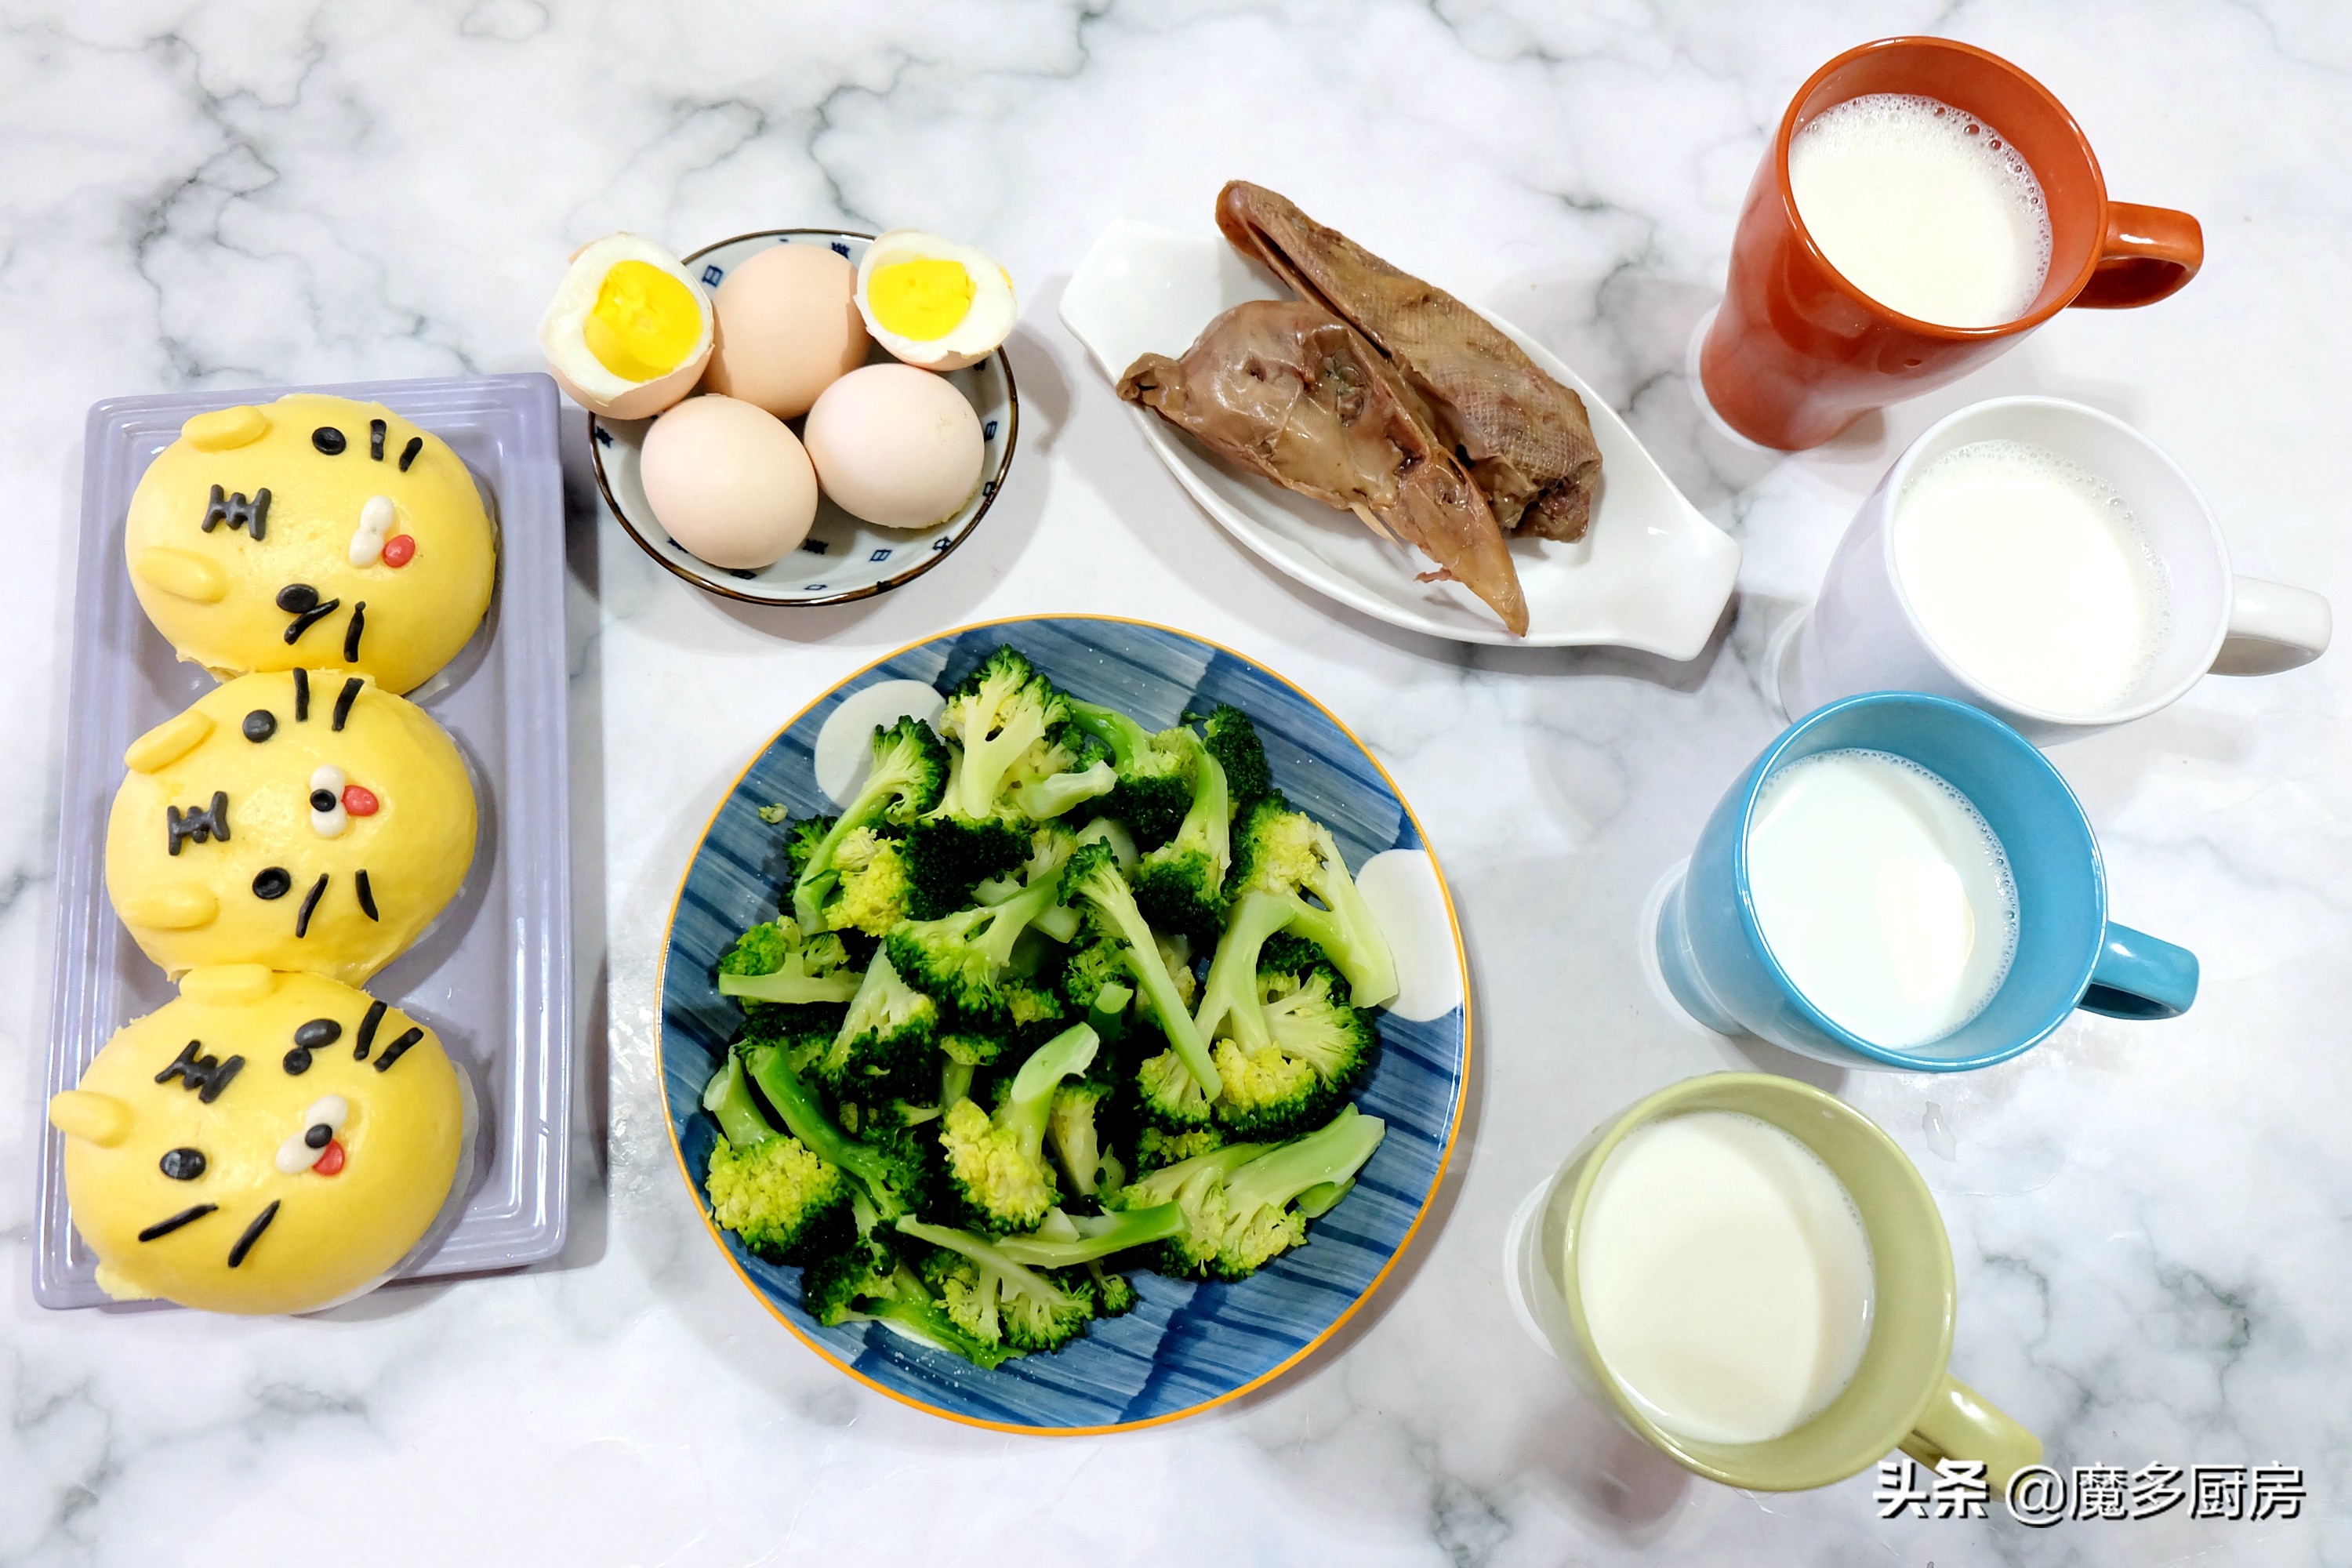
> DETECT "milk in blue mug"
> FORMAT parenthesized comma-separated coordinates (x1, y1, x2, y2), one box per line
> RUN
(1656, 691, 2196, 1071)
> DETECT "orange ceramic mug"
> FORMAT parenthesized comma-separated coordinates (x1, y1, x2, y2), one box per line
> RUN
(1697, 37, 2202, 451)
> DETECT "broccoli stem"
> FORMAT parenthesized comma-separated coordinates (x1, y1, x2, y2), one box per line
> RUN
(1068, 857, 1222, 1099)
(894, 1218, 1075, 1305)
(717, 968, 861, 1004)
(1225, 1105, 1386, 1218)
(1163, 729, 1231, 875)
(700, 1054, 778, 1149)
(1194, 891, 1304, 1053)
(745, 1044, 910, 1218)
(1003, 1025, 1100, 1163)
(994, 1202, 1185, 1268)
(1067, 700, 1152, 768)
(1086, 980, 1134, 1042)
(1303, 825, 1399, 1008)
(865, 1290, 1012, 1369)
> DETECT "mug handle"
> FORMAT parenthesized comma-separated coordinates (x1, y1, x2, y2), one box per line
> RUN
(1900, 1374, 2043, 1494)
(2212, 575, 2332, 676)
(2071, 203, 2203, 309)
(2079, 923, 2200, 1020)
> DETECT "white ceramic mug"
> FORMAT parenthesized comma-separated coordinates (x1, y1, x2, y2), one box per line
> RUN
(1777, 397, 2331, 742)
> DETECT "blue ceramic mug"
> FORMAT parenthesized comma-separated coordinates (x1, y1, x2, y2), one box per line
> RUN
(1656, 691, 2198, 1071)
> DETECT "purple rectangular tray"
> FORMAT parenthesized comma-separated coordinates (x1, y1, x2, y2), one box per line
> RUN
(35, 373, 573, 1309)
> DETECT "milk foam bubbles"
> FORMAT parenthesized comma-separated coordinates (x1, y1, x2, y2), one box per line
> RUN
(1577, 1111, 1875, 1446)
(1895, 438, 2170, 717)
(1748, 749, 2017, 1047)
(1789, 93, 2052, 328)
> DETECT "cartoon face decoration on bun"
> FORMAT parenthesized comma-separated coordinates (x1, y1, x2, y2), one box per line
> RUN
(105, 670, 477, 985)
(48, 966, 469, 1316)
(125, 394, 497, 695)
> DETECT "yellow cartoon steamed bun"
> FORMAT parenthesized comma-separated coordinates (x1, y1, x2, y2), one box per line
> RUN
(49, 965, 467, 1316)
(125, 393, 497, 695)
(106, 670, 477, 985)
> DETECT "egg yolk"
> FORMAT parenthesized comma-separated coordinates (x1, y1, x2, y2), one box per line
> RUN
(584, 260, 702, 382)
(867, 258, 975, 342)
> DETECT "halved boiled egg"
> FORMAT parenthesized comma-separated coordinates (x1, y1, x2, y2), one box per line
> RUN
(854, 230, 1017, 372)
(539, 234, 715, 419)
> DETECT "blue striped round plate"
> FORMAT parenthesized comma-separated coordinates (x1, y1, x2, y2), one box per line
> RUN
(658, 615, 1471, 1432)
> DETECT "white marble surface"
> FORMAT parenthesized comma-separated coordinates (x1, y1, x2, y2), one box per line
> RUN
(3, 2, 2347, 1563)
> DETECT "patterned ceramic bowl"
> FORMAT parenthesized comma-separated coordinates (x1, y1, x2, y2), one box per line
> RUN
(657, 616, 1472, 1432)
(590, 228, 1018, 607)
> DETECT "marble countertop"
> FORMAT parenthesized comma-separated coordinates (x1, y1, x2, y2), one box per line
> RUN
(4, 3, 2346, 1563)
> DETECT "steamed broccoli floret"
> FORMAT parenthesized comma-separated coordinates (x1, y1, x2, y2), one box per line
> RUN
(815, 950, 940, 1098)
(803, 1232, 1010, 1367)
(717, 918, 859, 1005)
(931, 647, 1074, 820)
(1134, 1124, 1225, 1174)
(1108, 1105, 1387, 1280)
(1069, 700, 1194, 850)
(886, 872, 1069, 1021)
(1198, 703, 1272, 809)
(1003, 978, 1069, 1043)
(826, 828, 916, 935)
(902, 1222, 1102, 1356)
(1129, 728, 1232, 946)
(1089, 1265, 1140, 1317)
(1061, 841, 1221, 1102)
(1103, 1141, 1265, 1276)
(785, 816, 833, 878)
(1197, 887, 1395, 1053)
(1057, 920, 1133, 1014)
(938, 1023, 1100, 1233)
(698, 1052, 853, 1265)
(743, 1040, 935, 1222)
(1225, 800, 1398, 1007)
(902, 815, 1032, 916)
(1210, 964, 1375, 1138)
(790, 717, 951, 933)
(1136, 1045, 1214, 1130)
(1005, 721, 1117, 821)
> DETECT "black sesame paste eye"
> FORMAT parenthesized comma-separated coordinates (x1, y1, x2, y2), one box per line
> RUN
(252, 866, 292, 899)
(276, 583, 319, 614)
(159, 1147, 207, 1181)
(294, 1018, 343, 1049)
(311, 426, 347, 455)
(310, 789, 338, 813)
(283, 1045, 312, 1075)
(242, 710, 277, 742)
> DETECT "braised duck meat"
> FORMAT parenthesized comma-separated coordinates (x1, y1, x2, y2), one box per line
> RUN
(1215, 180, 1603, 541)
(1119, 299, 1529, 635)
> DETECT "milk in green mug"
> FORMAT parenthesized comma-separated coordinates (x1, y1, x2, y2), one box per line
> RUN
(1504, 1073, 2040, 1492)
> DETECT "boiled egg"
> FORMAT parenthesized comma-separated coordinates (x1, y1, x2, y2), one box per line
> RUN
(539, 234, 713, 419)
(854, 230, 1016, 372)
(802, 364, 985, 530)
(701, 243, 870, 419)
(639, 394, 818, 569)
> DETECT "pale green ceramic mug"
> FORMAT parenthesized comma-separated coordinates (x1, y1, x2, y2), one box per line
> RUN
(1504, 1073, 2042, 1492)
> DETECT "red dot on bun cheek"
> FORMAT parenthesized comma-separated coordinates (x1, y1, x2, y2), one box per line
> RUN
(342, 784, 379, 816)
(382, 535, 416, 568)
(314, 1139, 346, 1176)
